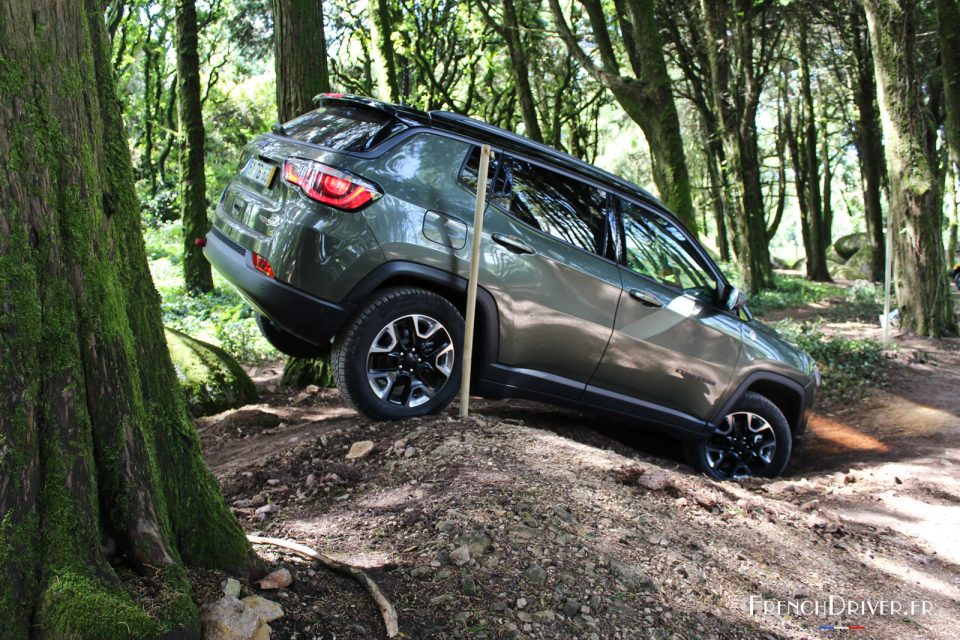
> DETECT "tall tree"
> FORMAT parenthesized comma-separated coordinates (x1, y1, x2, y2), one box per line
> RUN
(862, 0, 957, 335)
(369, 0, 400, 101)
(845, 2, 888, 282)
(937, 0, 960, 177)
(698, 0, 782, 291)
(0, 0, 258, 635)
(479, 0, 545, 142)
(274, 0, 331, 121)
(549, 0, 698, 233)
(177, 0, 214, 293)
(783, 17, 833, 282)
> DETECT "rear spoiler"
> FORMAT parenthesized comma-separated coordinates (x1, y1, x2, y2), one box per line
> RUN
(312, 93, 432, 127)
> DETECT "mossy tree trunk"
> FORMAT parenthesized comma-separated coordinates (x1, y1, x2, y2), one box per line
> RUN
(479, 0, 544, 142)
(369, 0, 400, 102)
(0, 1, 260, 637)
(863, 0, 958, 336)
(847, 2, 888, 283)
(176, 0, 214, 294)
(698, 0, 778, 292)
(549, 0, 698, 234)
(785, 18, 833, 282)
(274, 0, 331, 122)
(937, 0, 960, 191)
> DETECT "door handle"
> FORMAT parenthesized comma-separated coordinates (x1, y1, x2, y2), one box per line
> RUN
(629, 289, 663, 308)
(492, 233, 535, 255)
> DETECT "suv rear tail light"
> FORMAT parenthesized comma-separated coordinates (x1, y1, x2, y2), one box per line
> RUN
(283, 158, 381, 210)
(252, 252, 274, 278)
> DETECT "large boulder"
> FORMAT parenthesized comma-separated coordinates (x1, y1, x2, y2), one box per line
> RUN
(165, 327, 258, 417)
(831, 246, 874, 280)
(834, 232, 870, 261)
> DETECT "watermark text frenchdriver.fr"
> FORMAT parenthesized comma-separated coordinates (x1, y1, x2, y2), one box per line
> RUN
(748, 595, 933, 618)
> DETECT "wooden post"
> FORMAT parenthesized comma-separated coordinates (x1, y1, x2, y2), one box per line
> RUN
(460, 145, 493, 418)
(882, 208, 894, 345)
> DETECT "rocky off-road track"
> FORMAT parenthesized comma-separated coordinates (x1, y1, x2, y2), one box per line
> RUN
(193, 329, 960, 640)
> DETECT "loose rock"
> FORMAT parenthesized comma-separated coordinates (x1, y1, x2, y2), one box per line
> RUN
(449, 545, 471, 566)
(345, 440, 375, 459)
(259, 568, 293, 590)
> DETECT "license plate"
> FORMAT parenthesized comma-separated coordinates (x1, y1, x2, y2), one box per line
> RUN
(241, 157, 277, 188)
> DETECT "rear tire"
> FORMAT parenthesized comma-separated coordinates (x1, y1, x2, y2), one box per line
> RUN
(256, 314, 330, 359)
(332, 287, 463, 420)
(954, 272, 960, 292)
(687, 391, 792, 480)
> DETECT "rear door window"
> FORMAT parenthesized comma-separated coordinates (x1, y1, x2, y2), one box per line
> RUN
(459, 146, 504, 195)
(281, 104, 404, 151)
(498, 158, 608, 255)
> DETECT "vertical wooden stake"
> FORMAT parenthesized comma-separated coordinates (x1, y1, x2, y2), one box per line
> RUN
(460, 144, 492, 419)
(882, 208, 894, 345)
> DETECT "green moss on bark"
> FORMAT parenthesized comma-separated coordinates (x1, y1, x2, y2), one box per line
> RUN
(165, 327, 258, 416)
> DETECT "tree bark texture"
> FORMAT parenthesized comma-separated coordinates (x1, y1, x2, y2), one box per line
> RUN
(0, 1, 259, 637)
(369, 0, 400, 102)
(785, 21, 833, 282)
(549, 0, 698, 233)
(937, 0, 960, 176)
(500, 0, 544, 142)
(848, 3, 887, 282)
(274, 0, 331, 122)
(176, 0, 214, 293)
(863, 0, 957, 336)
(699, 0, 776, 291)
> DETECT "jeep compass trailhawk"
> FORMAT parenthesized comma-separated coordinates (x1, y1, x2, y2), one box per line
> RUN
(204, 94, 819, 480)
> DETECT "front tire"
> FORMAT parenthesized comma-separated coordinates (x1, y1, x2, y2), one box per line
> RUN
(954, 272, 960, 292)
(688, 391, 792, 480)
(332, 287, 463, 420)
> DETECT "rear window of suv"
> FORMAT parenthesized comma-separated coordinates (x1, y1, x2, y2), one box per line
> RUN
(281, 104, 406, 151)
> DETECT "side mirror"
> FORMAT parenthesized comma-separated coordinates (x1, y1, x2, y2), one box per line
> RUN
(723, 285, 748, 311)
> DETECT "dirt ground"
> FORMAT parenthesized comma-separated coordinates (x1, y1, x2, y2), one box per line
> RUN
(194, 295, 960, 640)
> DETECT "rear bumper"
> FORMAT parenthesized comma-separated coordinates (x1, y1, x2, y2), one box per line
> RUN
(203, 228, 352, 345)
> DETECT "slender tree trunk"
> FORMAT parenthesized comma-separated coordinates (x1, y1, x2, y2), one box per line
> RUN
(0, 1, 259, 636)
(369, 0, 399, 102)
(848, 3, 887, 281)
(863, 0, 957, 336)
(699, 0, 775, 290)
(500, 0, 544, 142)
(141, 21, 156, 189)
(274, 0, 331, 122)
(937, 0, 960, 176)
(549, 0, 698, 232)
(705, 129, 732, 260)
(176, 0, 214, 293)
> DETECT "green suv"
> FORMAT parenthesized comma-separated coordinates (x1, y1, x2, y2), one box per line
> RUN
(204, 94, 818, 479)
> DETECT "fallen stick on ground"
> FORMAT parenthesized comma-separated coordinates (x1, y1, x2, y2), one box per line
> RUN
(247, 534, 399, 637)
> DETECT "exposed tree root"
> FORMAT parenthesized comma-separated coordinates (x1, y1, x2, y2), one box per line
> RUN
(246, 535, 399, 638)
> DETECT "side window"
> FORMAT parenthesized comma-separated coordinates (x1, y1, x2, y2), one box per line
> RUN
(459, 146, 504, 196)
(620, 199, 718, 299)
(500, 158, 607, 255)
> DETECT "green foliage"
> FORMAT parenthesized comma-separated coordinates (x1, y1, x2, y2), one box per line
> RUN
(747, 275, 845, 316)
(773, 319, 887, 402)
(825, 281, 885, 323)
(145, 222, 277, 364)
